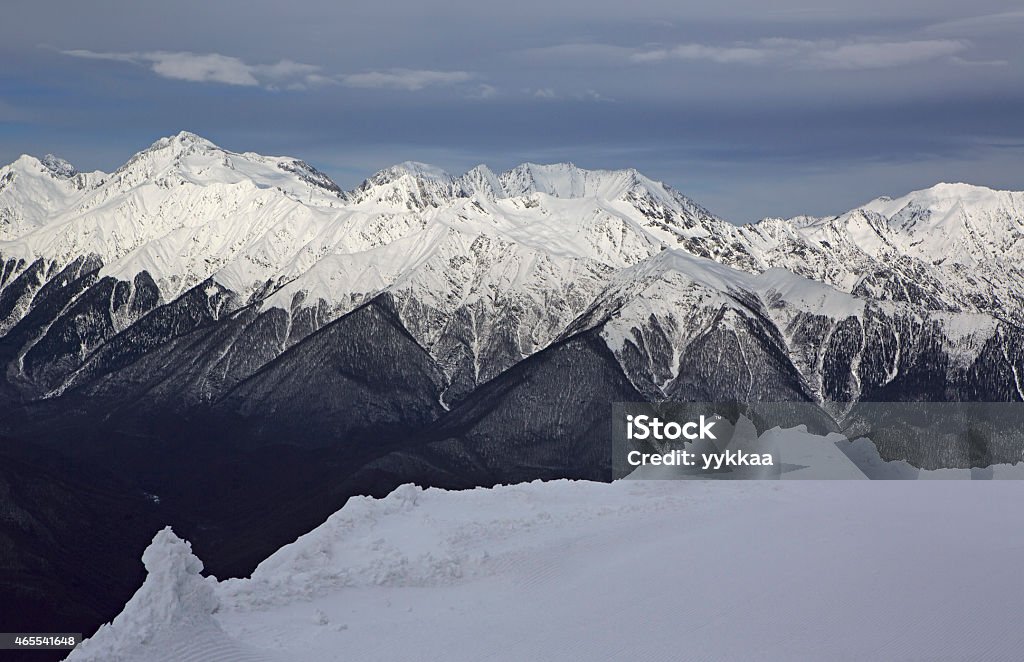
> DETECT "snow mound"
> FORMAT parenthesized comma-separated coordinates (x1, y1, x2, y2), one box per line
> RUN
(218, 483, 466, 609)
(66, 528, 277, 662)
(216, 480, 652, 610)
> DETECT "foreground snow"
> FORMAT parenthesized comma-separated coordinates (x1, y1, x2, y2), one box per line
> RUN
(69, 470, 1024, 661)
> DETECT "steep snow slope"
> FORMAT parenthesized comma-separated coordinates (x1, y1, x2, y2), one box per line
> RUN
(69, 465, 1024, 662)
(745, 184, 1024, 322)
(858, 182, 1024, 265)
(0, 154, 105, 241)
(565, 249, 1018, 405)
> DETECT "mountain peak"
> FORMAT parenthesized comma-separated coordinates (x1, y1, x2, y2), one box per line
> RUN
(861, 181, 1015, 219)
(40, 154, 78, 178)
(501, 162, 611, 199)
(466, 164, 496, 176)
(144, 130, 220, 156)
(3, 154, 83, 180)
(925, 182, 996, 195)
(363, 161, 454, 186)
(5, 154, 44, 172)
(352, 161, 459, 209)
(900, 182, 1005, 208)
(459, 164, 502, 198)
(392, 161, 453, 181)
(172, 130, 216, 145)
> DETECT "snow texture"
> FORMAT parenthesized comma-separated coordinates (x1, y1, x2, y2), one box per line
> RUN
(69, 428, 1024, 662)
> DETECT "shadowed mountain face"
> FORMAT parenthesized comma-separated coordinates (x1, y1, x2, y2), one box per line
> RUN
(0, 439, 161, 662)
(3, 135, 1024, 640)
(346, 329, 647, 494)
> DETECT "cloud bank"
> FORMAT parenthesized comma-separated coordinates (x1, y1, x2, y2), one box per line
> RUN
(631, 38, 970, 70)
(339, 69, 474, 91)
(61, 50, 474, 92)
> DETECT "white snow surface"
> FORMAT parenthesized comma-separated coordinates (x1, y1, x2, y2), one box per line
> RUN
(69, 431, 1024, 662)
(0, 133, 723, 312)
(2, 136, 1020, 322)
(3, 137, 1021, 313)
(0, 154, 105, 240)
(857, 182, 1024, 264)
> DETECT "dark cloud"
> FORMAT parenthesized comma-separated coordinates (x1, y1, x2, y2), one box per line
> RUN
(1, 0, 1022, 222)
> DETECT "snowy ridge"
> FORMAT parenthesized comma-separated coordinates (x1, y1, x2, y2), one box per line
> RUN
(0, 133, 719, 307)
(0, 131, 351, 300)
(857, 182, 1024, 265)
(569, 248, 998, 402)
(745, 183, 1024, 321)
(0, 154, 105, 241)
(2, 133, 1024, 405)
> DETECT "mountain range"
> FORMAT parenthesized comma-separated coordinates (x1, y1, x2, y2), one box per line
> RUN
(4, 132, 1023, 411)
(2, 131, 1024, 647)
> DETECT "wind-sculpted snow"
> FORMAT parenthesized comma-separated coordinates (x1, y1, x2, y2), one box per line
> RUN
(65, 527, 277, 662)
(69, 474, 1024, 661)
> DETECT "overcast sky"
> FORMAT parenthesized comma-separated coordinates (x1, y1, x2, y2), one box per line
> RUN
(2, 1, 1022, 222)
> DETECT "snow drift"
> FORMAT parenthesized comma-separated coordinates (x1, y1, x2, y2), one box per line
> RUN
(68, 431, 1024, 661)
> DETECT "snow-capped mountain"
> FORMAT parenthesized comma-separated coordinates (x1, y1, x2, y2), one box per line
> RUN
(2, 132, 1023, 434)
(0, 153, 105, 241)
(4, 133, 1024, 650)
(0, 131, 1019, 411)
(0, 133, 736, 404)
(740, 184, 1024, 321)
(858, 182, 1024, 265)
(2, 132, 348, 298)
